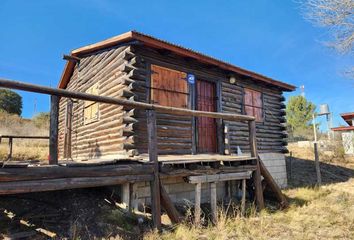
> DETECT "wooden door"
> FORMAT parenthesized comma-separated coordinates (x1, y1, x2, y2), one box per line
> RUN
(196, 80, 217, 153)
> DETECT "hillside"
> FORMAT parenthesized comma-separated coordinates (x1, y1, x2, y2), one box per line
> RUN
(0, 112, 49, 161)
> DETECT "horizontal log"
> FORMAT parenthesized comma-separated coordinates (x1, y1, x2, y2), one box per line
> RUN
(0, 135, 49, 139)
(0, 79, 255, 122)
(0, 174, 153, 195)
(0, 164, 153, 182)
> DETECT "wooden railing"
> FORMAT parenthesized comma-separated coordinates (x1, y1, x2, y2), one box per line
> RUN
(0, 135, 49, 160)
(0, 78, 264, 229)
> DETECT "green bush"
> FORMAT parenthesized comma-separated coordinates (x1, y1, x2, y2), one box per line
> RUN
(0, 89, 22, 115)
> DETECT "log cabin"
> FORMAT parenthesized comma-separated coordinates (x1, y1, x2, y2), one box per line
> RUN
(56, 31, 295, 209)
(0, 31, 294, 226)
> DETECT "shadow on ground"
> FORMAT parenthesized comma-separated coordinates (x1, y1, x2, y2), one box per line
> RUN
(0, 188, 146, 239)
(286, 156, 354, 188)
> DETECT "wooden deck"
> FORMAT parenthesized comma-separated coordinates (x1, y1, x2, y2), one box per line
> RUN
(0, 157, 256, 195)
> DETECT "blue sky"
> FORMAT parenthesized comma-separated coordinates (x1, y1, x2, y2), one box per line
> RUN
(0, 0, 353, 129)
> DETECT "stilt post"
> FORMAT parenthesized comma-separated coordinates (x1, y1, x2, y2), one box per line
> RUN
(147, 110, 161, 230)
(194, 182, 202, 226)
(248, 120, 264, 210)
(210, 182, 217, 224)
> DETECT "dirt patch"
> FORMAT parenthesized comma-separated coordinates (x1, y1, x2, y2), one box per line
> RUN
(0, 188, 151, 239)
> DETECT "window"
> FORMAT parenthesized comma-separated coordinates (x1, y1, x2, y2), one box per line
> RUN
(84, 83, 99, 124)
(150, 64, 188, 108)
(244, 88, 263, 122)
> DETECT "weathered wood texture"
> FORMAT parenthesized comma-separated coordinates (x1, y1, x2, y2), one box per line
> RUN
(58, 45, 137, 160)
(222, 81, 288, 154)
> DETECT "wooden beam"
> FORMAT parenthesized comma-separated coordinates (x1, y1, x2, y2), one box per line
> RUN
(0, 175, 153, 195)
(194, 182, 202, 226)
(49, 95, 59, 165)
(187, 171, 252, 184)
(0, 135, 49, 139)
(147, 110, 161, 230)
(0, 79, 255, 122)
(0, 164, 154, 182)
(248, 120, 265, 210)
(160, 182, 182, 224)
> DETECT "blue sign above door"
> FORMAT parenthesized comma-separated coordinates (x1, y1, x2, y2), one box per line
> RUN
(187, 73, 195, 84)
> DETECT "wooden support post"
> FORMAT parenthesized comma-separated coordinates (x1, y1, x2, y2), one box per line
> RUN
(160, 182, 181, 224)
(122, 183, 130, 210)
(314, 142, 322, 186)
(248, 120, 264, 210)
(8, 137, 13, 159)
(49, 95, 59, 165)
(241, 179, 246, 216)
(194, 182, 201, 226)
(147, 110, 161, 230)
(210, 182, 217, 224)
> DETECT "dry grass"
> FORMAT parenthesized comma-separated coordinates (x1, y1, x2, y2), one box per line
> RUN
(0, 139, 48, 161)
(0, 112, 49, 162)
(144, 179, 354, 240)
(143, 144, 354, 240)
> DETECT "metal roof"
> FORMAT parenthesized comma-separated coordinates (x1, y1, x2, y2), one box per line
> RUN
(58, 31, 296, 91)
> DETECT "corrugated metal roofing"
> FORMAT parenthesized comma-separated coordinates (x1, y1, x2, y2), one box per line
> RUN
(58, 31, 296, 91)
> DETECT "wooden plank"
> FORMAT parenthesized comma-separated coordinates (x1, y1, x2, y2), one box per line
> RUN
(187, 171, 252, 184)
(0, 164, 154, 182)
(49, 95, 59, 165)
(194, 182, 201, 225)
(210, 182, 217, 224)
(147, 110, 161, 230)
(0, 135, 49, 139)
(0, 175, 153, 195)
(248, 120, 265, 210)
(259, 158, 288, 208)
(160, 182, 182, 224)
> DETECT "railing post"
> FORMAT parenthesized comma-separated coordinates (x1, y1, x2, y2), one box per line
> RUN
(8, 137, 13, 160)
(49, 95, 59, 165)
(248, 120, 264, 210)
(147, 109, 161, 230)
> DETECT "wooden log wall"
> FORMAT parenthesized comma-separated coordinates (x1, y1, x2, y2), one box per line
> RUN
(222, 80, 288, 154)
(58, 45, 139, 160)
(58, 43, 288, 160)
(126, 46, 193, 155)
(130, 46, 288, 155)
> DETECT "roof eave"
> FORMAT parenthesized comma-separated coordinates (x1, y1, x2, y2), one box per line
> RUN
(58, 31, 296, 91)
